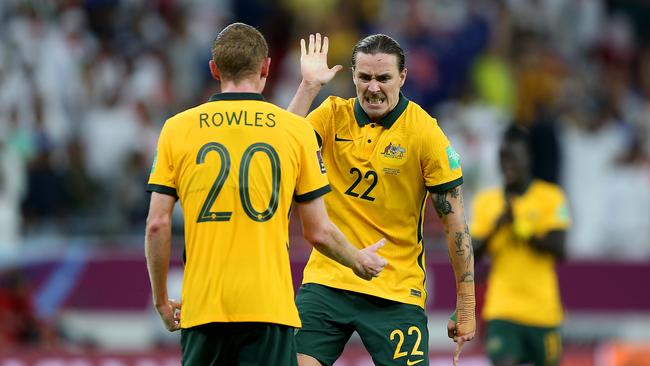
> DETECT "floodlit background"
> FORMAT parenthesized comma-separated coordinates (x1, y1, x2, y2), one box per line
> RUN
(0, 0, 649, 365)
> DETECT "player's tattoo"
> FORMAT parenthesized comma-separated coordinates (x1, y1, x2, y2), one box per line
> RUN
(460, 271, 474, 283)
(466, 237, 474, 269)
(434, 192, 454, 218)
(455, 225, 474, 269)
(449, 187, 460, 199)
(455, 232, 465, 256)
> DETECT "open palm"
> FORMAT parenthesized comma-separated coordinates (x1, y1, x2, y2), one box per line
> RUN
(300, 33, 343, 86)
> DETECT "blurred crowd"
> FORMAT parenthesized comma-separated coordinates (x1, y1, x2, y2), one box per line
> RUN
(0, 0, 648, 260)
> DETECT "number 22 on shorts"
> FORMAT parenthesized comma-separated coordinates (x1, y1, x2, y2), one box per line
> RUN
(390, 326, 425, 365)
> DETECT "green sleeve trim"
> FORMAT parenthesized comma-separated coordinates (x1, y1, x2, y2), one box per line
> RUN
(314, 131, 323, 149)
(147, 183, 178, 199)
(295, 185, 331, 202)
(450, 310, 457, 322)
(427, 176, 464, 194)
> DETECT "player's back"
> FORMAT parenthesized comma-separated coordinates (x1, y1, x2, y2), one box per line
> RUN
(148, 93, 327, 328)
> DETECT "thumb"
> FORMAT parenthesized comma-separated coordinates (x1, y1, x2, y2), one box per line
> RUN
(367, 238, 387, 252)
(330, 64, 343, 74)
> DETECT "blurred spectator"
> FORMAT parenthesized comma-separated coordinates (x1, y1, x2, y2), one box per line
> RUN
(0, 268, 42, 347)
(0, 136, 25, 251)
(60, 138, 98, 223)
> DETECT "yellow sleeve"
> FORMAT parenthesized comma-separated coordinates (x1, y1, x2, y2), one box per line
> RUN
(536, 188, 571, 235)
(470, 192, 494, 240)
(294, 121, 331, 202)
(305, 97, 333, 147)
(422, 120, 463, 193)
(147, 121, 177, 198)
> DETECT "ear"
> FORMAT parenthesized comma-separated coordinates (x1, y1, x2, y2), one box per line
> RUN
(399, 68, 407, 87)
(261, 57, 271, 78)
(209, 60, 220, 81)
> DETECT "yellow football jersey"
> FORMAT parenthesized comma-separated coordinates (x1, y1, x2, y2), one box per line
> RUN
(471, 180, 571, 327)
(147, 93, 330, 328)
(302, 94, 463, 308)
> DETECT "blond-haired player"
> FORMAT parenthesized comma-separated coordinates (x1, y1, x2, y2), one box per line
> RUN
(144, 23, 387, 366)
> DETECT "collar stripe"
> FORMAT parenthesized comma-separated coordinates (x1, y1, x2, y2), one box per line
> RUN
(353, 92, 409, 128)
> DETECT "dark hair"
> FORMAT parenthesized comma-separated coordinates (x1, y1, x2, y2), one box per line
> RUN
(502, 123, 531, 148)
(351, 34, 405, 72)
(211, 23, 268, 81)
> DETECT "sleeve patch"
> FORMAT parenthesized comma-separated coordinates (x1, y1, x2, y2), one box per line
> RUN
(445, 145, 461, 170)
(557, 205, 570, 221)
(316, 150, 326, 174)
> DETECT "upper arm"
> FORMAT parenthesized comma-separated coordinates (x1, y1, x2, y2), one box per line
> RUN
(422, 121, 463, 193)
(305, 98, 333, 146)
(296, 196, 328, 228)
(431, 185, 467, 228)
(146, 192, 176, 231)
(537, 189, 571, 234)
(294, 121, 331, 202)
(147, 121, 178, 198)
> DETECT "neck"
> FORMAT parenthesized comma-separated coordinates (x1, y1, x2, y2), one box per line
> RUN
(220, 78, 264, 94)
(505, 177, 531, 195)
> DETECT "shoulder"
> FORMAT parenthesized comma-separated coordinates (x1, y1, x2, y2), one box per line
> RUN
(474, 187, 503, 205)
(405, 100, 438, 127)
(314, 95, 354, 112)
(531, 180, 567, 200)
(160, 104, 205, 133)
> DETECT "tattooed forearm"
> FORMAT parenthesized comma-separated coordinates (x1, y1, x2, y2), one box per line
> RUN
(460, 271, 474, 283)
(466, 238, 474, 269)
(455, 232, 465, 256)
(454, 226, 474, 270)
(434, 192, 454, 218)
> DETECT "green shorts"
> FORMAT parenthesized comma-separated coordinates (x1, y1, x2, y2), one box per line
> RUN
(486, 319, 562, 366)
(295, 283, 429, 366)
(180, 322, 298, 366)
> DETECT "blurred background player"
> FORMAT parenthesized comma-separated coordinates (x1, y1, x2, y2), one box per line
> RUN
(470, 124, 570, 366)
(144, 23, 386, 366)
(287, 33, 475, 366)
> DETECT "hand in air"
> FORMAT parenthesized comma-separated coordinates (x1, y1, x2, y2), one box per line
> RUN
(354, 238, 388, 280)
(300, 33, 343, 86)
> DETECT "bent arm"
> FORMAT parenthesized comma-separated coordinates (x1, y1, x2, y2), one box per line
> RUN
(530, 230, 566, 260)
(287, 33, 342, 116)
(296, 196, 386, 280)
(287, 81, 322, 117)
(432, 185, 476, 339)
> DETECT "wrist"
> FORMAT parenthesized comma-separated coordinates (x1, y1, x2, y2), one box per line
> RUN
(456, 282, 476, 334)
(300, 79, 324, 91)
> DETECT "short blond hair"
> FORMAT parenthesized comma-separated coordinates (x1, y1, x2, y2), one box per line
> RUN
(211, 23, 268, 81)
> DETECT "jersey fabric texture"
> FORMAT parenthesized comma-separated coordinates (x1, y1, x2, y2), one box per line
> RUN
(471, 179, 571, 327)
(302, 94, 463, 309)
(147, 92, 330, 328)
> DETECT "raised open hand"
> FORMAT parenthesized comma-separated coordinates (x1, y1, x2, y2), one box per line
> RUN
(299, 33, 343, 86)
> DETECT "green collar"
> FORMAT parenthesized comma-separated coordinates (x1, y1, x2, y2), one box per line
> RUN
(353, 92, 409, 128)
(208, 92, 265, 102)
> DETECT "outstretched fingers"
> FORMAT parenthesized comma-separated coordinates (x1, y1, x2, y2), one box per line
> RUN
(308, 34, 315, 54)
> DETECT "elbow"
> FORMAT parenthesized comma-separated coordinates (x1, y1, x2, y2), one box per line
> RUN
(146, 215, 171, 237)
(302, 223, 331, 249)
